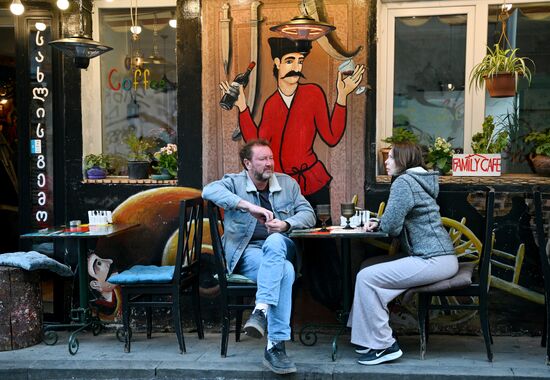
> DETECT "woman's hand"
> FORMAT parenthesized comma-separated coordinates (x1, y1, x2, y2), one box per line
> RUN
(365, 219, 379, 232)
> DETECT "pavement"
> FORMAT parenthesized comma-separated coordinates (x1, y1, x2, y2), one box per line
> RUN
(0, 328, 549, 380)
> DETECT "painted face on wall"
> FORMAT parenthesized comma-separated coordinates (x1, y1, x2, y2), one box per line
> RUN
(274, 52, 306, 85)
(88, 252, 117, 300)
(385, 148, 398, 176)
(244, 145, 274, 182)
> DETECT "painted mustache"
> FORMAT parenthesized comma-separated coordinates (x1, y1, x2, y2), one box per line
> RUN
(282, 70, 306, 79)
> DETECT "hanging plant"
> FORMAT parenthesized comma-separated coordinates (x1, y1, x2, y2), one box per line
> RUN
(469, 5, 534, 98)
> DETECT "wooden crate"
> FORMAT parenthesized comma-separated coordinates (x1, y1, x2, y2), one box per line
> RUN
(0, 266, 42, 350)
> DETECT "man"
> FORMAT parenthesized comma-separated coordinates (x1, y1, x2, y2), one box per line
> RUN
(220, 38, 365, 309)
(202, 139, 315, 374)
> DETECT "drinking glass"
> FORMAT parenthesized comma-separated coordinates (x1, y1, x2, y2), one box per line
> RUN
(341, 203, 355, 230)
(316, 204, 331, 232)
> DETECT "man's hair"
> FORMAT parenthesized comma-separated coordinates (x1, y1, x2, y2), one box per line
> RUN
(239, 139, 271, 168)
(392, 142, 427, 174)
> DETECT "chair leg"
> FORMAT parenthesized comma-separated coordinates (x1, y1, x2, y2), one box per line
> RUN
(418, 294, 430, 360)
(542, 306, 547, 348)
(221, 313, 230, 358)
(545, 296, 550, 365)
(121, 289, 131, 353)
(192, 279, 204, 339)
(235, 309, 243, 342)
(146, 296, 152, 339)
(172, 292, 186, 354)
(479, 298, 493, 362)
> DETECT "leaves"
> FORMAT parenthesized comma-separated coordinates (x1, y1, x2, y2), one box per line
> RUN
(382, 127, 419, 144)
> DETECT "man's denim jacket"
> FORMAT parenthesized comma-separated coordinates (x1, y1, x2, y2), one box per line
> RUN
(202, 170, 316, 274)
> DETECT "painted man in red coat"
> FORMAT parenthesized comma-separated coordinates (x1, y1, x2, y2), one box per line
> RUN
(222, 37, 364, 203)
(221, 37, 365, 310)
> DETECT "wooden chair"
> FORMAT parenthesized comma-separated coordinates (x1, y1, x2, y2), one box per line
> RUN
(533, 188, 550, 365)
(109, 197, 204, 353)
(404, 188, 495, 361)
(206, 201, 258, 357)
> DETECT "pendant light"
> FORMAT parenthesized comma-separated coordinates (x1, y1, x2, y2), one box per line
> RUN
(9, 0, 25, 16)
(49, 0, 113, 69)
(270, 14, 335, 41)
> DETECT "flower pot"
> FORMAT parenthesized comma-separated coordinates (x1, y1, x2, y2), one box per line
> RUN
(485, 73, 515, 98)
(151, 168, 173, 180)
(127, 161, 150, 179)
(529, 153, 550, 176)
(86, 167, 106, 179)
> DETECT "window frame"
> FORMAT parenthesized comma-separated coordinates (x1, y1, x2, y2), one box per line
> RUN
(81, 0, 176, 158)
(376, 0, 540, 168)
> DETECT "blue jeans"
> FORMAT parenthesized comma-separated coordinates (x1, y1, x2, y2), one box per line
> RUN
(235, 233, 296, 341)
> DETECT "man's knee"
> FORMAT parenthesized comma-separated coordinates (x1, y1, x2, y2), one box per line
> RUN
(264, 233, 288, 253)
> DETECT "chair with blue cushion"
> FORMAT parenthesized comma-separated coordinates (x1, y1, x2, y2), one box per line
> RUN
(109, 197, 204, 353)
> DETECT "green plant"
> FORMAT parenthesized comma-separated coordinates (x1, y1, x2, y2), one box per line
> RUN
(471, 116, 509, 154)
(469, 44, 534, 91)
(153, 143, 178, 177)
(501, 100, 532, 162)
(426, 137, 454, 174)
(382, 127, 418, 145)
(525, 129, 550, 157)
(84, 153, 111, 171)
(125, 132, 153, 161)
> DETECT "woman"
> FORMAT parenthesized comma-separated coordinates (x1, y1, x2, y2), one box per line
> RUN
(349, 142, 458, 365)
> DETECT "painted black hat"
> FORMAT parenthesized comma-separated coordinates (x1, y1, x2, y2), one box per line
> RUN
(268, 37, 312, 60)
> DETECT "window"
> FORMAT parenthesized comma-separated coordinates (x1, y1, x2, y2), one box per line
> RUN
(82, 1, 177, 176)
(378, 0, 550, 174)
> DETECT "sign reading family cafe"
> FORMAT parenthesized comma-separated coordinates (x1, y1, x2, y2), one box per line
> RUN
(452, 154, 502, 177)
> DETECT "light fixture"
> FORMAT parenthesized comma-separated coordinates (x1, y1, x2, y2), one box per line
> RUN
(169, 19, 177, 28)
(35, 22, 47, 31)
(0, 99, 8, 105)
(56, 0, 70, 11)
(9, 0, 25, 16)
(129, 25, 142, 35)
(270, 14, 335, 41)
(49, 0, 113, 69)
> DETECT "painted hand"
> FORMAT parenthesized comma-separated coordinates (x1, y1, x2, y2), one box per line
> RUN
(218, 81, 247, 112)
(336, 64, 366, 105)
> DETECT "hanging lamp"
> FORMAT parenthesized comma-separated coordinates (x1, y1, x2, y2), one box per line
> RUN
(270, 14, 335, 41)
(49, 0, 113, 69)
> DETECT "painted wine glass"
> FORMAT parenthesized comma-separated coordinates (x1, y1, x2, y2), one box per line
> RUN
(316, 204, 331, 232)
(341, 203, 355, 230)
(338, 59, 366, 95)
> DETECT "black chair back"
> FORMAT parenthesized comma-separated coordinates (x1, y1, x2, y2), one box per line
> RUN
(174, 197, 203, 286)
(207, 201, 229, 291)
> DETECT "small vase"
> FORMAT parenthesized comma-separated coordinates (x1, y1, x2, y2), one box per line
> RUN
(86, 167, 106, 179)
(151, 168, 173, 180)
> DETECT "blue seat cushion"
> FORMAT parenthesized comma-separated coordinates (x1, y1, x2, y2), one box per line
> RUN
(108, 265, 175, 285)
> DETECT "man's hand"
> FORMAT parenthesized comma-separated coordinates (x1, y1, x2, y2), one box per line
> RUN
(266, 219, 289, 233)
(219, 81, 247, 112)
(336, 64, 366, 106)
(238, 200, 273, 224)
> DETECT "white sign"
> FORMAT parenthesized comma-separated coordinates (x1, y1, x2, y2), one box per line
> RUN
(452, 154, 501, 177)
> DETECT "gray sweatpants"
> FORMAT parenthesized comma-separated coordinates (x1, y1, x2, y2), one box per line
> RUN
(348, 254, 458, 349)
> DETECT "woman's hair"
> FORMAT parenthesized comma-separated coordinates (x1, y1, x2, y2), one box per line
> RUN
(392, 142, 427, 174)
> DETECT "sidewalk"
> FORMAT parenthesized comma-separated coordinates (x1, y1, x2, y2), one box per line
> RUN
(1, 329, 549, 379)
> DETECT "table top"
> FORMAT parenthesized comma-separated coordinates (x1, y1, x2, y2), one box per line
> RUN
(289, 226, 388, 239)
(20, 223, 140, 240)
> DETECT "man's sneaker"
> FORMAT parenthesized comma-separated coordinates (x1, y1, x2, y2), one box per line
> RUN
(263, 341, 297, 374)
(243, 309, 267, 338)
(357, 342, 403, 365)
(355, 345, 372, 355)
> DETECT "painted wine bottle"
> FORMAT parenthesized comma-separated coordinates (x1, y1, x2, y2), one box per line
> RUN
(219, 61, 256, 110)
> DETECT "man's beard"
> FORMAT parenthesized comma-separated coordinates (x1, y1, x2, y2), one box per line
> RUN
(282, 70, 306, 79)
(254, 169, 273, 182)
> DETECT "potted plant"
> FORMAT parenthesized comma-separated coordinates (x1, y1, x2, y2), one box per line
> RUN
(152, 143, 178, 180)
(84, 153, 111, 179)
(525, 129, 550, 176)
(125, 132, 153, 179)
(380, 127, 419, 174)
(471, 116, 508, 154)
(426, 137, 454, 175)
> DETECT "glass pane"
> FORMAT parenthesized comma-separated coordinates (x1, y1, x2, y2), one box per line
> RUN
(485, 3, 550, 172)
(393, 15, 467, 151)
(99, 8, 177, 175)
